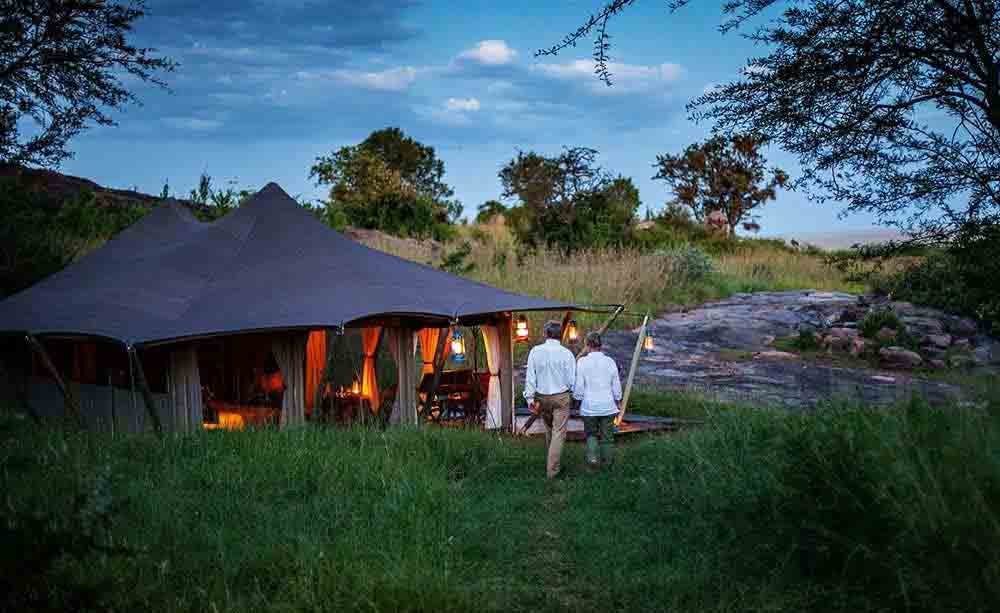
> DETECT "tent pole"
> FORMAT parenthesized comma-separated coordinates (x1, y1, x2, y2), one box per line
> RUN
(615, 314, 648, 427)
(421, 327, 450, 421)
(129, 346, 164, 435)
(498, 313, 514, 433)
(25, 334, 82, 426)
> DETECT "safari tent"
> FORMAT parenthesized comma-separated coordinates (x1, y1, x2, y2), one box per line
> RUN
(0, 183, 578, 433)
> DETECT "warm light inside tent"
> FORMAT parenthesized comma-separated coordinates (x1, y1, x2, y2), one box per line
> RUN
(450, 328, 466, 362)
(515, 315, 530, 341)
(351, 378, 361, 395)
(566, 320, 579, 342)
(643, 333, 654, 351)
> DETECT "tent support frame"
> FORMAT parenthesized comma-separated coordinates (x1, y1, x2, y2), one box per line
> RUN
(128, 346, 164, 435)
(25, 334, 82, 425)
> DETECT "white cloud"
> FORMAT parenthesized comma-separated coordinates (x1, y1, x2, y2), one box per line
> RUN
(533, 59, 684, 93)
(458, 39, 518, 65)
(163, 116, 223, 131)
(324, 66, 419, 91)
(446, 97, 481, 112)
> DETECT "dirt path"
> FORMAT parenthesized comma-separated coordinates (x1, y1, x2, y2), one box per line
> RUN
(601, 290, 997, 408)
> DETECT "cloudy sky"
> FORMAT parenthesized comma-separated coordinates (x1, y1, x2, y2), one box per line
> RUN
(60, 0, 884, 236)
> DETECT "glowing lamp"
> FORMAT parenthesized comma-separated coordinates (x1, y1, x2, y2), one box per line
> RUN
(450, 328, 466, 362)
(566, 320, 579, 342)
(643, 333, 655, 351)
(515, 315, 530, 342)
(351, 378, 360, 395)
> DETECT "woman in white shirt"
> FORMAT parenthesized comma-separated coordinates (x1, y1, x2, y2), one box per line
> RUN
(573, 332, 623, 469)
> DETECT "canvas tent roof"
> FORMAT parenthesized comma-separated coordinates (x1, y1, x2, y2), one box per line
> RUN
(0, 183, 576, 345)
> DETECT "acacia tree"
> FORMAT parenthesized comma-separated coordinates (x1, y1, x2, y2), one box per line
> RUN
(1, 0, 174, 168)
(499, 147, 639, 248)
(653, 134, 788, 236)
(541, 0, 1000, 244)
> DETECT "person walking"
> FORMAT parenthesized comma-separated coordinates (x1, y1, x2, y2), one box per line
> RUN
(523, 320, 576, 479)
(573, 332, 622, 470)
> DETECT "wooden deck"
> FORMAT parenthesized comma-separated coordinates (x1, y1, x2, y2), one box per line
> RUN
(514, 408, 695, 440)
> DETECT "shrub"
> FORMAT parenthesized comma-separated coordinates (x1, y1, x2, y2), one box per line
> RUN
(793, 329, 820, 351)
(859, 308, 901, 339)
(658, 245, 714, 284)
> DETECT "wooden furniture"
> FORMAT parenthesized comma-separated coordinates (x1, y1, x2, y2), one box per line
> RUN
(204, 399, 279, 429)
(418, 369, 489, 425)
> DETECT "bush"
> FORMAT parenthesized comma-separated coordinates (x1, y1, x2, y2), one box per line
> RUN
(859, 308, 902, 339)
(875, 222, 1000, 334)
(658, 245, 715, 284)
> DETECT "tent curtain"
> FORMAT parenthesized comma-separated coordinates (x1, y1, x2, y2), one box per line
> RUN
(385, 328, 417, 425)
(481, 325, 502, 429)
(272, 333, 308, 428)
(169, 345, 202, 432)
(361, 326, 381, 409)
(305, 330, 327, 413)
(417, 328, 450, 374)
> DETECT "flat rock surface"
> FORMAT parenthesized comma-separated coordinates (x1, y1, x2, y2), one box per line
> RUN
(600, 290, 995, 408)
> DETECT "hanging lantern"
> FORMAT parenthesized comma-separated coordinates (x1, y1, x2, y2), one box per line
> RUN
(566, 319, 579, 342)
(450, 328, 466, 362)
(643, 332, 655, 351)
(351, 378, 360, 395)
(515, 315, 530, 341)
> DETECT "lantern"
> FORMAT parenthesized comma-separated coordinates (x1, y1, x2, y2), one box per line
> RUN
(515, 315, 530, 341)
(351, 378, 360, 395)
(643, 332, 654, 351)
(450, 328, 466, 363)
(566, 319, 579, 342)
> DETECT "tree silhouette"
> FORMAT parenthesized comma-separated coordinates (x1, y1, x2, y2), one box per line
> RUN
(1, 1, 174, 168)
(542, 0, 1000, 244)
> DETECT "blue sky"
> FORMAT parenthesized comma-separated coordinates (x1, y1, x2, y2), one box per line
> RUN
(60, 0, 885, 237)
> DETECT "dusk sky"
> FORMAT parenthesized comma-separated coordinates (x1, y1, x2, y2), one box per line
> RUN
(61, 0, 886, 238)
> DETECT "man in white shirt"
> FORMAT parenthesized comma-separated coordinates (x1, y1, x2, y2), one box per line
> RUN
(573, 332, 622, 469)
(524, 320, 576, 479)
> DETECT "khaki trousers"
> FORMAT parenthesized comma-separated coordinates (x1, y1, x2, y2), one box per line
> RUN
(536, 391, 572, 478)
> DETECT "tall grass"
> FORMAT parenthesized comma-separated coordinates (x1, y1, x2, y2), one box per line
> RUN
(362, 227, 863, 326)
(4, 395, 999, 612)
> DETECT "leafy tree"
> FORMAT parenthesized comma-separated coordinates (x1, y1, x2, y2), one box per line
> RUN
(653, 135, 787, 237)
(499, 147, 638, 249)
(475, 199, 508, 223)
(310, 128, 460, 237)
(543, 0, 1000, 244)
(1, 0, 174, 168)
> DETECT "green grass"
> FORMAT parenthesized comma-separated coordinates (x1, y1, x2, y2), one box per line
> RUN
(4, 393, 1000, 612)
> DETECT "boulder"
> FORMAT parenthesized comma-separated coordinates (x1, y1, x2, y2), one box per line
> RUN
(879, 346, 923, 369)
(890, 301, 916, 315)
(923, 333, 952, 349)
(850, 337, 868, 357)
(949, 354, 977, 369)
(761, 335, 775, 347)
(902, 316, 945, 337)
(921, 346, 947, 359)
(828, 327, 859, 339)
(946, 316, 978, 337)
(974, 346, 995, 364)
(754, 350, 800, 360)
(876, 327, 898, 343)
(928, 359, 947, 370)
(953, 338, 971, 350)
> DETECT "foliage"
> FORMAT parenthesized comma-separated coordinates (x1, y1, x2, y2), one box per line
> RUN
(0, 0, 174, 168)
(499, 147, 639, 250)
(4, 396, 1000, 611)
(439, 241, 476, 275)
(475, 199, 507, 223)
(658, 245, 714, 284)
(0, 178, 147, 296)
(874, 221, 1000, 334)
(859, 308, 902, 339)
(186, 172, 255, 221)
(310, 128, 459, 238)
(653, 134, 788, 236)
(793, 329, 820, 351)
(544, 0, 1000, 245)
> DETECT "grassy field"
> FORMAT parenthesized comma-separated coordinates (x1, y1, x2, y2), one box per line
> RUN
(363, 225, 874, 333)
(4, 393, 1000, 612)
